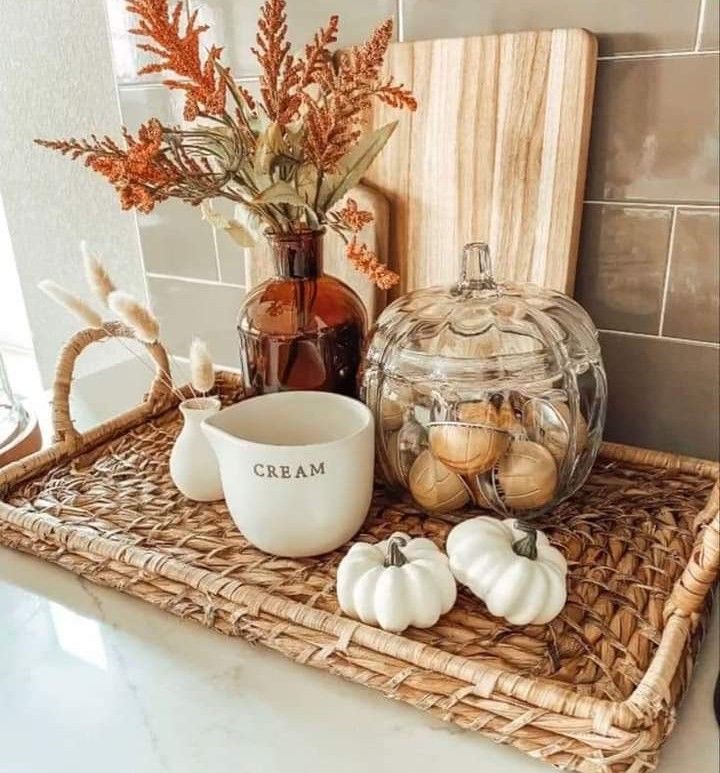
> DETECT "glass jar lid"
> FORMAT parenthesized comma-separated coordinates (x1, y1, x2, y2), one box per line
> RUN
(366, 243, 601, 390)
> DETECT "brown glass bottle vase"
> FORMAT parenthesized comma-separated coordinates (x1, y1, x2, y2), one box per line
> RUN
(237, 230, 367, 397)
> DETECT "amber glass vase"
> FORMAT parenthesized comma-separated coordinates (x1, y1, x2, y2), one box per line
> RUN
(237, 230, 367, 397)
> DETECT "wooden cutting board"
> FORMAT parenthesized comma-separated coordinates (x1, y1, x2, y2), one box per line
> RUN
(366, 28, 597, 296)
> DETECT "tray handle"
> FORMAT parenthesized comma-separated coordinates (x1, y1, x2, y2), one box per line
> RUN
(52, 322, 174, 450)
(665, 485, 720, 618)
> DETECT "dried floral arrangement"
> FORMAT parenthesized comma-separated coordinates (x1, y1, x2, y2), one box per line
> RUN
(36, 0, 417, 289)
(40, 243, 215, 399)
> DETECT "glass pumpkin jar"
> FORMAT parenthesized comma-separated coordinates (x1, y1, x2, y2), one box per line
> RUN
(361, 242, 607, 519)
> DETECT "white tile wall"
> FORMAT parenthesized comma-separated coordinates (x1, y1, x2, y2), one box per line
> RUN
(146, 275, 245, 368)
(138, 199, 218, 280)
(212, 198, 247, 286)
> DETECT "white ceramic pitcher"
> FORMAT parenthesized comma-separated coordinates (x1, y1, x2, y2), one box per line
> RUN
(202, 391, 374, 557)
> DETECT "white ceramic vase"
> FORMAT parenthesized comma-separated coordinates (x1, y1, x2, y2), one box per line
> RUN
(170, 396, 224, 502)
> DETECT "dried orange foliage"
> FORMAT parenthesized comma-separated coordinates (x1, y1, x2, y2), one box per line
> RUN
(37, 119, 182, 213)
(251, 3, 414, 171)
(336, 199, 399, 289)
(303, 19, 416, 172)
(336, 198, 374, 231)
(127, 0, 227, 120)
(252, 0, 338, 125)
(36, 0, 416, 288)
(346, 239, 399, 290)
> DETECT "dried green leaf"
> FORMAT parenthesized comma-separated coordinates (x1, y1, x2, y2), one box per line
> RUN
(295, 164, 318, 205)
(253, 179, 307, 207)
(319, 121, 397, 212)
(254, 121, 285, 174)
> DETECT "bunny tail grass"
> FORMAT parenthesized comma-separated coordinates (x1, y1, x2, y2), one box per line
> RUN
(81, 241, 116, 306)
(108, 290, 160, 344)
(189, 337, 215, 394)
(38, 280, 103, 329)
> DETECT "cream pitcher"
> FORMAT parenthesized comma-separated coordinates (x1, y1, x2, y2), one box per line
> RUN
(202, 391, 374, 557)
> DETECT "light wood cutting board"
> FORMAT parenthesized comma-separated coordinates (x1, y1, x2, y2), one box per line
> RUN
(366, 28, 597, 296)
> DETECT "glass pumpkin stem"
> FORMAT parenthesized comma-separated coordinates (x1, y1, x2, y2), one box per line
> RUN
(385, 535, 409, 567)
(457, 242, 497, 293)
(512, 521, 538, 560)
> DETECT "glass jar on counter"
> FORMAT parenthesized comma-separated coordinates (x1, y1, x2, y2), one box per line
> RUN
(361, 242, 606, 519)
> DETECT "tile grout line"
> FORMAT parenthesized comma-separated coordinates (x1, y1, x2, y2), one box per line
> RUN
(145, 271, 245, 290)
(117, 77, 260, 91)
(657, 206, 679, 337)
(584, 200, 719, 210)
(695, 0, 708, 51)
(396, 0, 405, 42)
(597, 48, 719, 61)
(599, 328, 719, 349)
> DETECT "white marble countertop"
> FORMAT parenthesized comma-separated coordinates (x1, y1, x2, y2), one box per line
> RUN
(1, 360, 719, 773)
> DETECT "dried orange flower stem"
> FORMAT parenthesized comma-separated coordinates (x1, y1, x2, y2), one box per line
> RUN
(36, 0, 417, 288)
(327, 198, 399, 289)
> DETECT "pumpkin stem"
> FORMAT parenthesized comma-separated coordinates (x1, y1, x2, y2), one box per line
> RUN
(385, 535, 409, 567)
(512, 520, 538, 560)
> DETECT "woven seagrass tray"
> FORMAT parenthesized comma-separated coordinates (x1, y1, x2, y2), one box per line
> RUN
(1, 325, 718, 773)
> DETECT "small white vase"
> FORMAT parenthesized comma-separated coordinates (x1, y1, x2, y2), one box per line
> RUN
(170, 396, 224, 502)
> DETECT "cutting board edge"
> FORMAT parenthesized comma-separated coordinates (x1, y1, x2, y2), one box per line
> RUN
(387, 27, 598, 51)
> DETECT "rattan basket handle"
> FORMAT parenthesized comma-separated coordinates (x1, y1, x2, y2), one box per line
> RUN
(665, 485, 720, 618)
(52, 322, 173, 449)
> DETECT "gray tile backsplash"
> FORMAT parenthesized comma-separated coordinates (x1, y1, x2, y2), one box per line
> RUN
(586, 55, 720, 205)
(138, 199, 218, 281)
(663, 208, 720, 342)
(600, 332, 719, 460)
(212, 199, 248, 286)
(118, 85, 186, 132)
(575, 204, 672, 334)
(701, 0, 720, 50)
(403, 0, 703, 56)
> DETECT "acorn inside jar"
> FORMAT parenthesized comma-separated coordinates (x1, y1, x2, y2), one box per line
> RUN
(362, 243, 606, 520)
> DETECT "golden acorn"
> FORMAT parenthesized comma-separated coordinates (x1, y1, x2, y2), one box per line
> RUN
(381, 397, 404, 431)
(408, 450, 470, 512)
(429, 422, 510, 476)
(495, 440, 558, 511)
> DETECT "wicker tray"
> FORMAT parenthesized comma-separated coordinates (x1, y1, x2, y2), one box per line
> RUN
(1, 326, 718, 773)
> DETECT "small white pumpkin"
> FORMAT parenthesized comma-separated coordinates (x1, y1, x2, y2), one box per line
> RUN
(446, 517, 567, 625)
(336, 532, 457, 633)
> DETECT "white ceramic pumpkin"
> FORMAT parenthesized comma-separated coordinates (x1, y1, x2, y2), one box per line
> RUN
(336, 532, 457, 633)
(446, 517, 567, 625)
